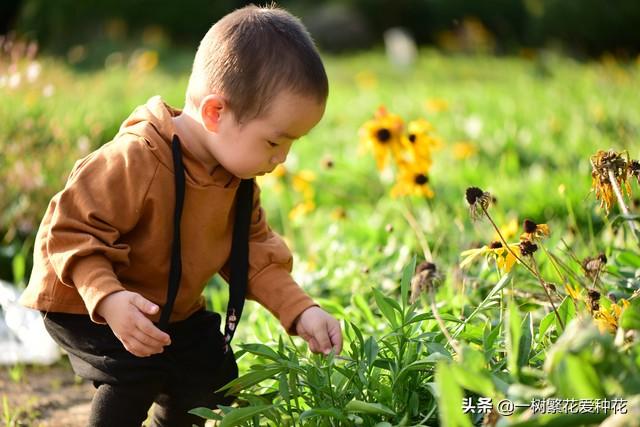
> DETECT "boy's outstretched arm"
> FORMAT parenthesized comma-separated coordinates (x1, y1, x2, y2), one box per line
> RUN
(294, 306, 342, 355)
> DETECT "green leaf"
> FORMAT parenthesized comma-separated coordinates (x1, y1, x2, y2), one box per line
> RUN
(549, 353, 604, 399)
(240, 343, 282, 361)
(435, 363, 473, 427)
(217, 368, 281, 394)
(373, 288, 399, 328)
(300, 407, 347, 421)
(518, 313, 533, 370)
(354, 294, 377, 326)
(189, 407, 221, 420)
(537, 311, 556, 340)
(345, 400, 395, 416)
(364, 336, 379, 368)
(556, 297, 575, 331)
(616, 250, 640, 268)
(217, 405, 275, 427)
(401, 256, 417, 310)
(620, 298, 640, 330)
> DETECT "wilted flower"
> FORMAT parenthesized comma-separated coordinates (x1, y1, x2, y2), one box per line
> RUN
(520, 219, 550, 241)
(630, 160, 640, 185)
(465, 186, 492, 220)
(519, 240, 538, 257)
(590, 149, 633, 213)
(410, 261, 440, 303)
(587, 289, 601, 312)
(593, 299, 630, 333)
(582, 253, 607, 280)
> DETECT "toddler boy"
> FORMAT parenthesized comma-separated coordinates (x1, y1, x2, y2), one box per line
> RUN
(20, 5, 342, 427)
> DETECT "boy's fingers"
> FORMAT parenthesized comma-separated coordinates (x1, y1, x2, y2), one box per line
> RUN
(130, 293, 159, 315)
(312, 326, 332, 354)
(136, 316, 171, 345)
(329, 323, 343, 354)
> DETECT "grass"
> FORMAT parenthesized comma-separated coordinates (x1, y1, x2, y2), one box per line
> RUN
(2, 41, 640, 425)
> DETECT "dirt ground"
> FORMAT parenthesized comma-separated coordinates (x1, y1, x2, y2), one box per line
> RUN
(0, 359, 94, 426)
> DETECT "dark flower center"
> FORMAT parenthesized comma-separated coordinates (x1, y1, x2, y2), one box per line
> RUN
(523, 219, 537, 233)
(465, 187, 484, 205)
(408, 134, 416, 143)
(519, 240, 538, 256)
(376, 128, 391, 143)
(489, 241, 503, 249)
(598, 253, 607, 263)
(414, 174, 429, 185)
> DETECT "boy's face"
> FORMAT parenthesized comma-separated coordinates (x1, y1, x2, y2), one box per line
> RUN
(202, 91, 325, 179)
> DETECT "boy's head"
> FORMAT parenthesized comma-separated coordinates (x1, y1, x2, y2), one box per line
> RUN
(186, 4, 328, 124)
(181, 4, 328, 180)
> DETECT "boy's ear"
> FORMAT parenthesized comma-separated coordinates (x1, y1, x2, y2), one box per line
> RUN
(199, 94, 226, 132)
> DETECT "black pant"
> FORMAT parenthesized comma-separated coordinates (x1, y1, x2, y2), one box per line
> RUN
(43, 309, 238, 427)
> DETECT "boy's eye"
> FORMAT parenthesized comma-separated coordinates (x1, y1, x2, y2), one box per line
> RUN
(267, 140, 278, 147)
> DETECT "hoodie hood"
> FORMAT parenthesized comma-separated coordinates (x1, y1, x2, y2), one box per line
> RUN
(116, 96, 239, 188)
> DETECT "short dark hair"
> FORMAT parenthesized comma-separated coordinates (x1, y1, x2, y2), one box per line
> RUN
(186, 5, 328, 123)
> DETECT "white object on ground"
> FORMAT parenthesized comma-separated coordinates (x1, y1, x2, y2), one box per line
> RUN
(0, 279, 61, 365)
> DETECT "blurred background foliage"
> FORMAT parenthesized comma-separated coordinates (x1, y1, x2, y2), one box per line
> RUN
(2, 0, 640, 56)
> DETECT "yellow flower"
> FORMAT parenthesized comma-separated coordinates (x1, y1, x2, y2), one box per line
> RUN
(493, 218, 519, 241)
(452, 141, 477, 160)
(404, 118, 441, 160)
(424, 98, 449, 113)
(460, 241, 521, 273)
(390, 163, 434, 198)
(520, 219, 550, 241)
(256, 164, 288, 192)
(358, 106, 405, 170)
(292, 170, 316, 200)
(564, 283, 581, 300)
(288, 200, 315, 221)
(593, 299, 629, 333)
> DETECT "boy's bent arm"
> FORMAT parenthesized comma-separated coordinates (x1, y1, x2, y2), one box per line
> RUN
(46, 137, 159, 322)
(222, 181, 318, 335)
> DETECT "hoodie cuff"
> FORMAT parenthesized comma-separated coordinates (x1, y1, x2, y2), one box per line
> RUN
(247, 264, 318, 335)
(70, 254, 126, 323)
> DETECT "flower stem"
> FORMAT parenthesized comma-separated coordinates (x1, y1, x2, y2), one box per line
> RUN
(530, 256, 565, 331)
(401, 199, 433, 262)
(481, 205, 564, 330)
(429, 287, 461, 355)
(607, 168, 640, 244)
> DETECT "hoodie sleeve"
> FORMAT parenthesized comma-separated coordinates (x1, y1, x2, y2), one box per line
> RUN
(46, 136, 159, 323)
(222, 181, 318, 335)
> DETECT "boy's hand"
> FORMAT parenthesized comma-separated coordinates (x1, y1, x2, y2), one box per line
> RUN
(95, 290, 171, 357)
(295, 306, 342, 356)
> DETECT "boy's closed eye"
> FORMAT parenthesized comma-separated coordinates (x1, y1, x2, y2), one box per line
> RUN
(266, 140, 278, 147)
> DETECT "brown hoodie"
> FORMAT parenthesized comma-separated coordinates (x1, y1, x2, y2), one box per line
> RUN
(20, 96, 317, 334)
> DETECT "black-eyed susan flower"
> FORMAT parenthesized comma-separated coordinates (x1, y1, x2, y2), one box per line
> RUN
(520, 219, 550, 241)
(358, 106, 405, 170)
(593, 299, 630, 333)
(465, 186, 492, 220)
(404, 118, 441, 162)
(391, 164, 434, 198)
(460, 240, 521, 273)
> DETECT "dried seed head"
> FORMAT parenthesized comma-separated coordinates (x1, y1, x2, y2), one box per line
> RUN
(465, 187, 492, 220)
(546, 283, 557, 293)
(523, 219, 537, 233)
(321, 156, 334, 169)
(519, 240, 538, 256)
(489, 241, 503, 249)
(587, 289, 601, 312)
(410, 261, 441, 304)
(582, 254, 606, 279)
(466, 187, 484, 205)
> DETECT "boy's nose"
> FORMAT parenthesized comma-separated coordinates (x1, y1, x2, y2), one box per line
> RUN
(270, 152, 288, 165)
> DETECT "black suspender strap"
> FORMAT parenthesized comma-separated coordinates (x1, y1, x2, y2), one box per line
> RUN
(159, 135, 186, 329)
(160, 135, 254, 355)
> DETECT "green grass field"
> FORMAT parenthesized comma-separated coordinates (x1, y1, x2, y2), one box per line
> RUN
(2, 44, 640, 425)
